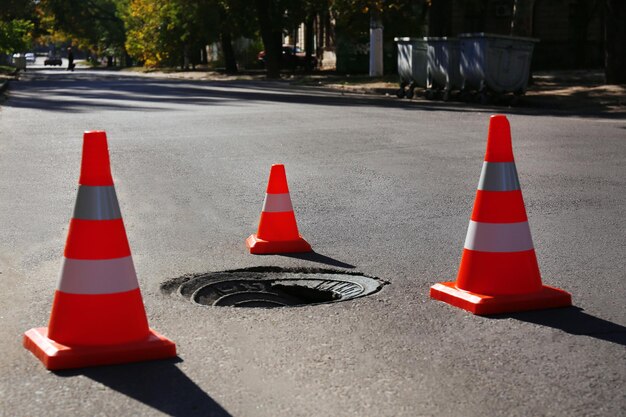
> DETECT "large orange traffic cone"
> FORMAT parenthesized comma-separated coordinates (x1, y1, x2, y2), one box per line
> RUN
(23, 131, 176, 370)
(246, 164, 312, 254)
(430, 115, 572, 315)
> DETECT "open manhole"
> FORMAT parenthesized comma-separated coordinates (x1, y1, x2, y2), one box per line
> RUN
(160, 267, 386, 308)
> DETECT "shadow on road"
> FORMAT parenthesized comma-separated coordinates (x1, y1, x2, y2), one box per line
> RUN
(56, 358, 233, 417)
(4, 69, 624, 119)
(498, 306, 626, 347)
(279, 251, 355, 269)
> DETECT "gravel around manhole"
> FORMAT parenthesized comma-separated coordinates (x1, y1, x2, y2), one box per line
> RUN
(160, 267, 387, 308)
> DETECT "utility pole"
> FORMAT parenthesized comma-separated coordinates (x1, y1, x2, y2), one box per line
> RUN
(369, 4, 383, 77)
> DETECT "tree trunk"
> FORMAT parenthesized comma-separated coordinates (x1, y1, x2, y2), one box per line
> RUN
(605, 0, 626, 84)
(183, 44, 190, 70)
(305, 16, 315, 72)
(255, 0, 283, 78)
(221, 30, 238, 74)
(571, 0, 595, 68)
(126, 51, 132, 67)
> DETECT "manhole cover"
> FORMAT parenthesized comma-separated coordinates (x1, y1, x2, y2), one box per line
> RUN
(161, 267, 386, 308)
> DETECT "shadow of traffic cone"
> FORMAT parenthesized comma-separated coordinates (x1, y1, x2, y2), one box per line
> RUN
(430, 115, 572, 315)
(246, 164, 312, 254)
(23, 131, 176, 370)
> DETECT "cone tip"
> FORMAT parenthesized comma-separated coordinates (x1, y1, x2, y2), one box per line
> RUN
(490, 114, 508, 120)
(485, 114, 514, 162)
(79, 130, 114, 186)
(266, 164, 289, 194)
(84, 130, 107, 140)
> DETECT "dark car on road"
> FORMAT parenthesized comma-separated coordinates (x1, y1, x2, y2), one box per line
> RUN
(257, 45, 317, 69)
(44, 54, 62, 66)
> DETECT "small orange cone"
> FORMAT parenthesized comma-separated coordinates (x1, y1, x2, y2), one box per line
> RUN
(23, 131, 176, 370)
(430, 115, 572, 315)
(246, 164, 312, 254)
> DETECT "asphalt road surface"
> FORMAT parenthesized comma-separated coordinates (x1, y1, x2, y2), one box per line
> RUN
(1, 68, 624, 417)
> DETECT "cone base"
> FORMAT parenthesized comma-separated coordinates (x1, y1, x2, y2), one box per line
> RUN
(246, 234, 312, 254)
(430, 282, 572, 315)
(23, 327, 176, 370)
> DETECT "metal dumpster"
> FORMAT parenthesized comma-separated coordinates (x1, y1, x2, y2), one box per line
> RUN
(394, 37, 428, 99)
(459, 33, 538, 102)
(12, 54, 26, 70)
(426, 37, 462, 101)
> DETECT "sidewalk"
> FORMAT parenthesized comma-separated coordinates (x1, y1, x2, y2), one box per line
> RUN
(293, 70, 626, 115)
(120, 67, 624, 116)
(524, 70, 625, 113)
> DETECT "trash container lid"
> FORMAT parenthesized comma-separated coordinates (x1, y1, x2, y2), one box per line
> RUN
(424, 37, 460, 43)
(459, 32, 539, 43)
(394, 37, 428, 42)
(424, 37, 459, 41)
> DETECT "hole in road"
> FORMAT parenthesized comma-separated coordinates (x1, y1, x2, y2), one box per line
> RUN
(160, 267, 386, 308)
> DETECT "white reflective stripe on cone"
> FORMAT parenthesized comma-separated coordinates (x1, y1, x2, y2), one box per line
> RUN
(262, 193, 293, 213)
(477, 162, 520, 191)
(57, 256, 139, 294)
(464, 220, 534, 252)
(73, 185, 122, 220)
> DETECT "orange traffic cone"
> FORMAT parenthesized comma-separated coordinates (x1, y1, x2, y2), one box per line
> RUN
(23, 131, 176, 370)
(430, 115, 572, 315)
(246, 164, 312, 254)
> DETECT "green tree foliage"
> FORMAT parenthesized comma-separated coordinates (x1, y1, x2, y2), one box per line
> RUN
(40, 0, 127, 61)
(125, 0, 181, 67)
(123, 0, 258, 70)
(332, 0, 428, 73)
(332, 0, 428, 39)
(124, 0, 211, 67)
(0, 0, 38, 22)
(0, 0, 38, 55)
(0, 20, 35, 54)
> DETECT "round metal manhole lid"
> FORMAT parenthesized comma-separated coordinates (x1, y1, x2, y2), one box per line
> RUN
(161, 267, 386, 308)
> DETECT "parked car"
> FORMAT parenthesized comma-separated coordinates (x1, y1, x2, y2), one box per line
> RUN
(25, 53, 36, 63)
(44, 53, 62, 66)
(257, 45, 317, 69)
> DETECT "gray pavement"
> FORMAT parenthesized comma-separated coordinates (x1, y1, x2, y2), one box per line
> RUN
(0, 68, 625, 417)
